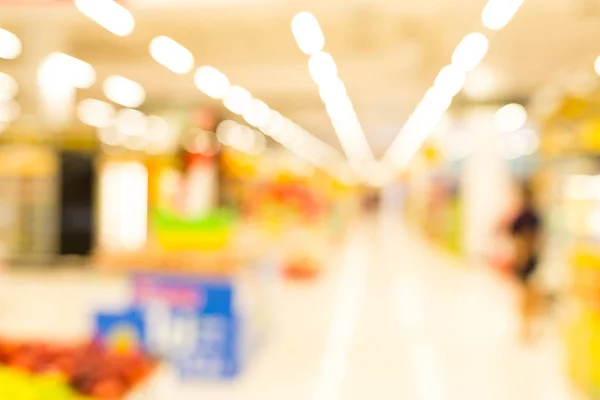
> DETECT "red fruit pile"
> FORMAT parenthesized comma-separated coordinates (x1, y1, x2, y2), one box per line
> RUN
(0, 338, 156, 399)
(282, 258, 320, 280)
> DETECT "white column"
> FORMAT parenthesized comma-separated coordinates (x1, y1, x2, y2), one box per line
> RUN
(461, 107, 513, 258)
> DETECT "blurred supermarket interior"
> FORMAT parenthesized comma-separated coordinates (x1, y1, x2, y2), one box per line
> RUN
(2, 0, 600, 398)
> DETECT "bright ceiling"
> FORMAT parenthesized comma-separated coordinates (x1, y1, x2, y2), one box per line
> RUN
(0, 0, 599, 156)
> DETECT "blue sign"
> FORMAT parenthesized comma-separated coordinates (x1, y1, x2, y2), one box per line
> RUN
(130, 272, 251, 380)
(94, 308, 147, 355)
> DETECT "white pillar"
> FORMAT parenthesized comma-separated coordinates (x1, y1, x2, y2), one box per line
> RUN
(461, 107, 513, 258)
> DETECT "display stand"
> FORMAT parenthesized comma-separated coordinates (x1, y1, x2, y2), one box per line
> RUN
(564, 247, 600, 398)
(95, 249, 276, 382)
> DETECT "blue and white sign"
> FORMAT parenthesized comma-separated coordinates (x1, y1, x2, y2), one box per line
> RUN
(130, 270, 267, 380)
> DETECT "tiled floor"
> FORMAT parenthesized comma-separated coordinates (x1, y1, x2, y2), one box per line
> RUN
(0, 217, 576, 399)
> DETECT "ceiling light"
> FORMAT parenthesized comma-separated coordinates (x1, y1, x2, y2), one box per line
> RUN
(415, 87, 453, 119)
(227, 124, 247, 150)
(263, 111, 287, 138)
(146, 115, 175, 153)
(39, 52, 96, 89)
(146, 115, 171, 141)
(383, 87, 453, 170)
(223, 85, 251, 114)
(0, 28, 21, 59)
(382, 0, 522, 172)
(243, 98, 270, 129)
(216, 120, 238, 145)
(225, 123, 267, 156)
(325, 96, 354, 120)
(0, 72, 18, 100)
(150, 36, 194, 75)
(291, 14, 373, 169)
(194, 66, 230, 99)
(280, 122, 304, 145)
(278, 127, 299, 148)
(594, 56, 600, 76)
(284, 130, 307, 151)
(434, 65, 466, 97)
(123, 135, 148, 151)
(452, 32, 489, 72)
(291, 12, 325, 56)
(227, 124, 255, 153)
(494, 103, 527, 133)
(198, 67, 346, 177)
(463, 66, 498, 100)
(308, 52, 338, 85)
(114, 108, 147, 137)
(319, 77, 347, 104)
(103, 75, 145, 108)
(481, 0, 524, 30)
(74, 0, 135, 37)
(77, 98, 115, 128)
(98, 126, 122, 146)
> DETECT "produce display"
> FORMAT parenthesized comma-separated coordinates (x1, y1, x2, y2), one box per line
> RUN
(282, 257, 320, 280)
(0, 339, 155, 399)
(242, 182, 332, 280)
(0, 368, 75, 400)
(0, 145, 58, 264)
(218, 147, 356, 281)
(563, 245, 600, 398)
(153, 208, 236, 251)
(404, 170, 463, 255)
(537, 88, 600, 397)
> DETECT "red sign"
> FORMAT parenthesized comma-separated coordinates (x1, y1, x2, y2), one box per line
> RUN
(0, 0, 70, 4)
(0, 0, 123, 5)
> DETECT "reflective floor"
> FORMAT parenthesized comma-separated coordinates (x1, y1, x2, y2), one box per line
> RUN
(0, 217, 577, 399)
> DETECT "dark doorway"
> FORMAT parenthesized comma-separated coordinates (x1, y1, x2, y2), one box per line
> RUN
(59, 152, 95, 256)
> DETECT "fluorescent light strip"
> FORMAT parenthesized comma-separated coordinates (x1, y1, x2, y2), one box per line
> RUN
(482, 0, 524, 30)
(38, 52, 96, 89)
(0, 28, 22, 60)
(216, 120, 267, 156)
(291, 12, 373, 170)
(291, 12, 325, 56)
(194, 65, 349, 180)
(103, 75, 146, 108)
(77, 98, 115, 128)
(384, 0, 525, 170)
(75, 0, 135, 37)
(150, 36, 195, 74)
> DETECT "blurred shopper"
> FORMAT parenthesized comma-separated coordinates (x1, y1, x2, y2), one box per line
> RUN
(362, 189, 381, 214)
(507, 182, 543, 342)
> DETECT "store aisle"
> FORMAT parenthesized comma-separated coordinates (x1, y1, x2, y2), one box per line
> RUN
(171, 217, 574, 399)
(0, 218, 576, 399)
(341, 218, 574, 400)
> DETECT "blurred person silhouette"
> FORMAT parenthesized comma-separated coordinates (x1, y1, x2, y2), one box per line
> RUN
(506, 181, 543, 342)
